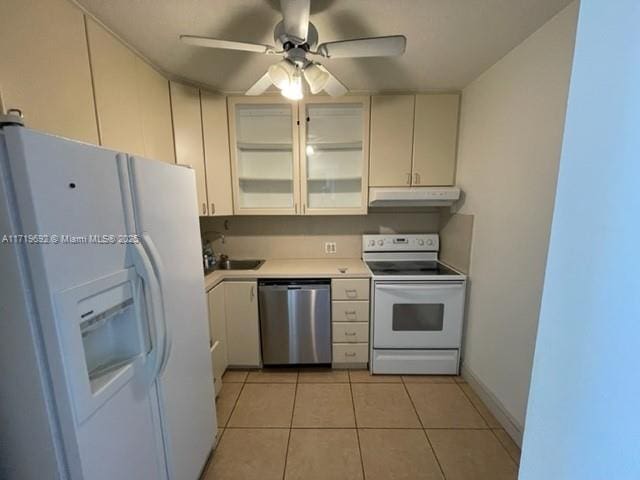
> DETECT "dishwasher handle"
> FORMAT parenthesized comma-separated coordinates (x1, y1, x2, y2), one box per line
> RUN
(259, 279, 331, 288)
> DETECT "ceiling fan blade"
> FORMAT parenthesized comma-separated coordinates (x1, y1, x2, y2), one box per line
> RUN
(321, 67, 348, 97)
(180, 35, 274, 54)
(245, 72, 273, 96)
(280, 0, 310, 43)
(316, 35, 407, 58)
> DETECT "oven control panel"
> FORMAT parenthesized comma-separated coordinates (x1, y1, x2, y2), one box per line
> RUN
(362, 234, 439, 252)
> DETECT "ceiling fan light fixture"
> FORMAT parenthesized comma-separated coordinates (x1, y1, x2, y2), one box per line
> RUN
(281, 72, 303, 100)
(303, 63, 330, 94)
(267, 60, 296, 90)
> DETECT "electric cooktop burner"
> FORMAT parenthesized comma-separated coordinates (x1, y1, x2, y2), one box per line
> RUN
(366, 260, 459, 276)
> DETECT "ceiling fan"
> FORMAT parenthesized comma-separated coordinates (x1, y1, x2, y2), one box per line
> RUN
(180, 0, 407, 99)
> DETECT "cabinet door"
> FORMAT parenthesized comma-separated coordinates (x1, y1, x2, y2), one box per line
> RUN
(207, 283, 228, 391)
(228, 97, 300, 215)
(224, 281, 261, 367)
(170, 82, 208, 215)
(369, 95, 415, 187)
(0, 0, 98, 144)
(135, 58, 175, 164)
(299, 97, 370, 215)
(412, 94, 459, 186)
(201, 92, 233, 216)
(86, 18, 145, 156)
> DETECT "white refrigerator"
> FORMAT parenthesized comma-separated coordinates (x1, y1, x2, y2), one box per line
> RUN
(0, 126, 217, 480)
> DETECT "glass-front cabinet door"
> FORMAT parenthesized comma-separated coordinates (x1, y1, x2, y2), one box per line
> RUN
(228, 97, 300, 215)
(299, 97, 370, 214)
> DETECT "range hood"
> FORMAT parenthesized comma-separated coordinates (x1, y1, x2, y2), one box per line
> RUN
(368, 187, 461, 207)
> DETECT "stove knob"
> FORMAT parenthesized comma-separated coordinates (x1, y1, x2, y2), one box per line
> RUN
(377, 239, 384, 246)
(426, 239, 434, 246)
(368, 240, 375, 247)
(418, 239, 425, 246)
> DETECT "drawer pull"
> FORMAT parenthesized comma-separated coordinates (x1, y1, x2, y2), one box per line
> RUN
(345, 310, 357, 315)
(345, 352, 357, 357)
(345, 332, 357, 336)
(345, 289, 358, 298)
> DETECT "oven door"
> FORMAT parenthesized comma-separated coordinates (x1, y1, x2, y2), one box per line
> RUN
(373, 282, 465, 349)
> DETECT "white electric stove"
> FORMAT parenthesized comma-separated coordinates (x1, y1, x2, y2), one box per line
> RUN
(363, 234, 467, 374)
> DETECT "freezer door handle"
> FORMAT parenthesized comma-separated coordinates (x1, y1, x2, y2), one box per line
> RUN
(131, 239, 166, 382)
(141, 233, 171, 376)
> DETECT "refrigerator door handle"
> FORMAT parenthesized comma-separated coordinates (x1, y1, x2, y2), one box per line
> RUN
(141, 233, 172, 376)
(131, 240, 166, 382)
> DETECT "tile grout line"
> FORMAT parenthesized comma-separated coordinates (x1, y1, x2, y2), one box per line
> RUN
(204, 372, 249, 477)
(401, 376, 448, 480)
(348, 370, 367, 480)
(454, 382, 489, 428)
(282, 373, 299, 480)
(221, 373, 249, 430)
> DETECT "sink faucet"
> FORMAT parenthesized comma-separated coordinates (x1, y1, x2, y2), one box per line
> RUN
(208, 230, 225, 244)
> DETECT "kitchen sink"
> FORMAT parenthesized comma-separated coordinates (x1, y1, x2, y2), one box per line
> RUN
(211, 259, 265, 271)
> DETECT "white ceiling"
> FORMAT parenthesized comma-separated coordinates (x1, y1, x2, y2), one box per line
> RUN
(76, 0, 573, 93)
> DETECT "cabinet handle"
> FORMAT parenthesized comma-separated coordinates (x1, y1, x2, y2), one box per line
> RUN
(294, 203, 298, 214)
(406, 173, 411, 185)
(345, 289, 358, 298)
(345, 332, 357, 336)
(210, 203, 215, 215)
(345, 352, 357, 357)
(201, 203, 207, 215)
(414, 172, 420, 185)
(250, 286, 255, 301)
(303, 204, 306, 214)
(345, 310, 357, 316)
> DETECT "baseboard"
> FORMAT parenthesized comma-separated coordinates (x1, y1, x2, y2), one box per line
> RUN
(461, 364, 525, 447)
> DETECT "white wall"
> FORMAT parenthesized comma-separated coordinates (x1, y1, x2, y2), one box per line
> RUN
(520, 1, 640, 478)
(455, 1, 579, 434)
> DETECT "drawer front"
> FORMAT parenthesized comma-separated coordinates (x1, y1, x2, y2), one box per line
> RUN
(333, 322, 369, 343)
(332, 343, 369, 364)
(332, 278, 370, 300)
(332, 301, 369, 322)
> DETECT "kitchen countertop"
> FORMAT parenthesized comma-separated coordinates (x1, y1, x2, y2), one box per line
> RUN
(204, 258, 371, 290)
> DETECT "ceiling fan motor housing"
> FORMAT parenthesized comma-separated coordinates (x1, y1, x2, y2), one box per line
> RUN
(275, 21, 318, 51)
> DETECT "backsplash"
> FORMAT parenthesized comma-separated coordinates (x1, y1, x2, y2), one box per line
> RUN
(439, 212, 474, 274)
(200, 213, 440, 259)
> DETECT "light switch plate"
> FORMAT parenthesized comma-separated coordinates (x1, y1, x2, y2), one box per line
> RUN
(324, 242, 337, 254)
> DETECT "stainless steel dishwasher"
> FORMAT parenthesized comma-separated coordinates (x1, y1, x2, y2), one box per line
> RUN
(258, 279, 331, 365)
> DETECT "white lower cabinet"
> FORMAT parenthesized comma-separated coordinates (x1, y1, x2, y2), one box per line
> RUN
(207, 283, 227, 396)
(331, 278, 370, 368)
(224, 281, 261, 367)
(332, 344, 369, 365)
(332, 322, 369, 343)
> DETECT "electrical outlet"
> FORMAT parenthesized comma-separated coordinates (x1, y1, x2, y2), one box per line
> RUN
(324, 242, 337, 254)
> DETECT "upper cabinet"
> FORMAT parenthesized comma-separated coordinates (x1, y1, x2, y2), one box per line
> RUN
(369, 95, 415, 187)
(369, 94, 460, 187)
(171, 83, 235, 217)
(135, 58, 175, 164)
(0, 2, 174, 160)
(300, 97, 370, 215)
(227, 96, 369, 215)
(0, 0, 98, 144)
(87, 18, 174, 162)
(412, 94, 459, 186)
(86, 18, 145, 156)
(170, 82, 208, 215)
(228, 97, 300, 215)
(201, 91, 233, 216)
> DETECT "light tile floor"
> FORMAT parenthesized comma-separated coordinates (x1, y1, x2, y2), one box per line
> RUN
(203, 368, 521, 480)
